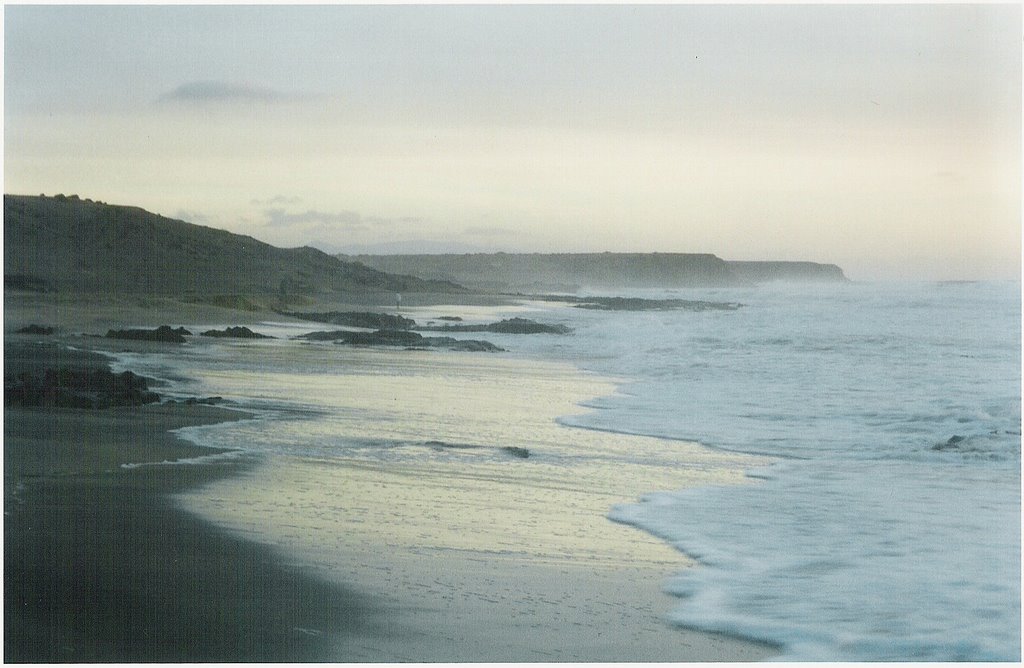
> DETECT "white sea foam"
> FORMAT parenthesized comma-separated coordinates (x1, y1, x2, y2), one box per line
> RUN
(120, 449, 246, 469)
(555, 281, 1021, 661)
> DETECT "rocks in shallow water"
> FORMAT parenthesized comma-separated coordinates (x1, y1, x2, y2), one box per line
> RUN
(426, 440, 529, 458)
(444, 336, 503, 352)
(300, 328, 504, 352)
(301, 328, 428, 346)
(106, 325, 192, 343)
(418, 317, 571, 335)
(276, 309, 416, 330)
(5, 367, 159, 408)
(183, 396, 224, 406)
(531, 294, 742, 312)
(502, 446, 530, 459)
(933, 435, 967, 451)
(16, 324, 54, 335)
(200, 326, 274, 339)
(487, 318, 570, 334)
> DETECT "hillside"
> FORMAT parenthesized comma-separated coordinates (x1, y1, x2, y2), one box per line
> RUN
(3, 195, 463, 296)
(346, 252, 848, 292)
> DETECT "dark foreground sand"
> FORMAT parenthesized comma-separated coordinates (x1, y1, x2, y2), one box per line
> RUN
(4, 401, 392, 662)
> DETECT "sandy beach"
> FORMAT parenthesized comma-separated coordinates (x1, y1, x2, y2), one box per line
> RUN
(4, 294, 777, 662)
(3, 398, 396, 661)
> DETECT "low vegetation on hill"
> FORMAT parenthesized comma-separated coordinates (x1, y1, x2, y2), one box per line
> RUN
(4, 194, 464, 297)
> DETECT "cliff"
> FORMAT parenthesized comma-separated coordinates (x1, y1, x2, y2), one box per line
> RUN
(346, 252, 848, 291)
(4, 195, 463, 296)
(725, 261, 849, 284)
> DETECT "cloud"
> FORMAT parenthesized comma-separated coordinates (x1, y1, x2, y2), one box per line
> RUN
(264, 208, 366, 230)
(263, 207, 424, 231)
(255, 206, 429, 251)
(250, 195, 303, 206)
(157, 80, 291, 105)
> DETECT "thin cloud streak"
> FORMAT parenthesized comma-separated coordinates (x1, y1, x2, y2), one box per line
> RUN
(157, 81, 295, 106)
(262, 207, 424, 232)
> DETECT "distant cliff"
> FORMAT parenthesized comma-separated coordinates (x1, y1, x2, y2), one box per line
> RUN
(345, 252, 848, 291)
(4, 194, 463, 296)
(725, 261, 849, 284)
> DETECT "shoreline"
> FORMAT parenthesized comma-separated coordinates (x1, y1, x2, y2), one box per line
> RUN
(4, 402, 390, 661)
(5, 294, 779, 662)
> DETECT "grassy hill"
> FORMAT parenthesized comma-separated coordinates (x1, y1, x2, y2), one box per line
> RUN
(4, 195, 463, 296)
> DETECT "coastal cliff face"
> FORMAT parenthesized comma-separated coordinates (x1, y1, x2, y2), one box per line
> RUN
(346, 252, 849, 292)
(725, 261, 849, 284)
(3, 194, 462, 296)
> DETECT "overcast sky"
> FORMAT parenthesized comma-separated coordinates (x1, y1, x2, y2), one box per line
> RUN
(4, 4, 1021, 280)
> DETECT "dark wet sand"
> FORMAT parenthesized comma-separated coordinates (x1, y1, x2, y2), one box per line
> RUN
(3, 402, 385, 662)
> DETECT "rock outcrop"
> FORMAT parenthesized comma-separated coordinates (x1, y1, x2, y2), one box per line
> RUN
(200, 326, 274, 339)
(277, 310, 416, 330)
(417, 317, 571, 334)
(298, 329, 504, 352)
(15, 324, 54, 335)
(532, 295, 742, 312)
(5, 367, 159, 408)
(106, 325, 192, 343)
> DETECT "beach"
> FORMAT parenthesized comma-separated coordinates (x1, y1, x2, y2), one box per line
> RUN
(4, 294, 777, 662)
(4, 402, 385, 662)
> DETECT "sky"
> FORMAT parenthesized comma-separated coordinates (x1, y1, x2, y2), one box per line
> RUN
(4, 4, 1021, 281)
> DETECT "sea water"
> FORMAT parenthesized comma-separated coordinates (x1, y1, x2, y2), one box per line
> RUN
(547, 280, 1019, 661)
(112, 280, 1019, 661)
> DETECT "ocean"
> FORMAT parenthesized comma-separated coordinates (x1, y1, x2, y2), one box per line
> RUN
(112, 280, 1020, 661)
(567, 280, 1021, 661)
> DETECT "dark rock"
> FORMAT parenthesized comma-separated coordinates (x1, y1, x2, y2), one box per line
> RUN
(417, 317, 571, 334)
(339, 329, 424, 346)
(301, 329, 425, 346)
(296, 330, 352, 341)
(502, 446, 530, 459)
(442, 339, 505, 352)
(933, 435, 967, 451)
(302, 328, 504, 352)
(531, 294, 742, 312)
(200, 326, 274, 339)
(425, 440, 479, 451)
(5, 366, 160, 408)
(106, 325, 192, 343)
(16, 324, 54, 335)
(184, 396, 224, 406)
(489, 318, 571, 334)
(276, 310, 416, 330)
(437, 316, 463, 322)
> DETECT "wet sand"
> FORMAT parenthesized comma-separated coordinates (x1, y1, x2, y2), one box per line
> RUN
(3, 403, 391, 661)
(4, 293, 777, 662)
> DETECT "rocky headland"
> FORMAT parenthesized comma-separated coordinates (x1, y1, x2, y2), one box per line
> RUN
(346, 252, 849, 292)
